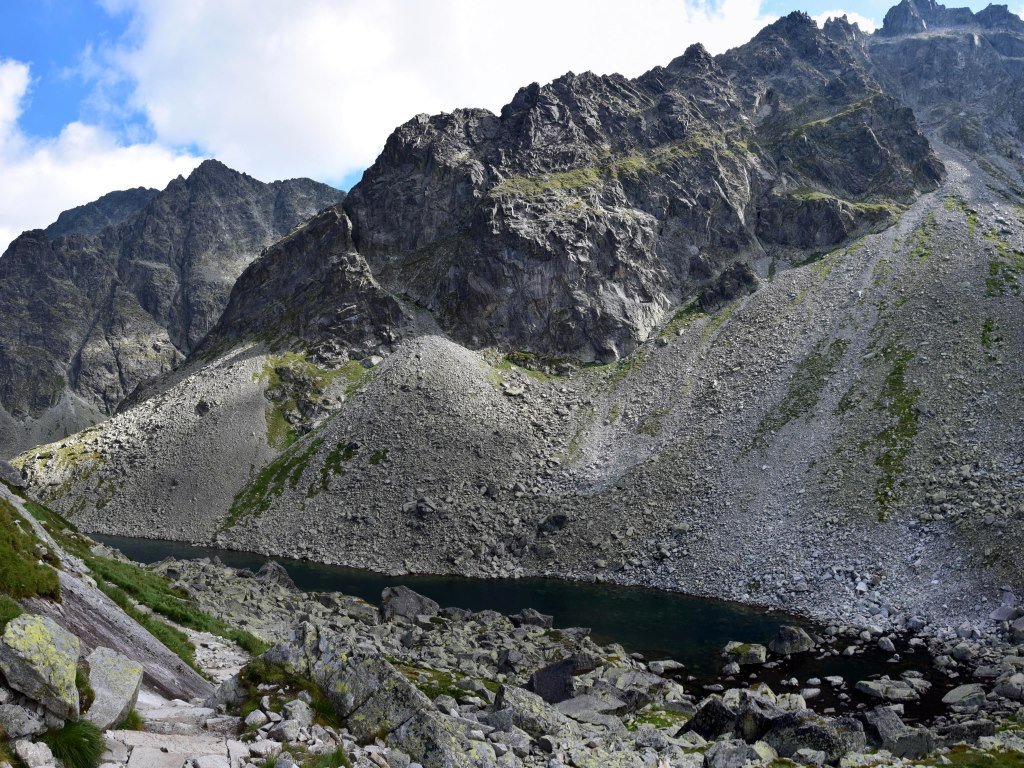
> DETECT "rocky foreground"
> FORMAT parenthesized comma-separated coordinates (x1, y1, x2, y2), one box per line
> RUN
(1, 475, 1024, 767)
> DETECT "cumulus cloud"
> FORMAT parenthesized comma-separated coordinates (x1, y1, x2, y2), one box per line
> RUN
(813, 9, 878, 32)
(0, 59, 201, 253)
(103, 0, 776, 185)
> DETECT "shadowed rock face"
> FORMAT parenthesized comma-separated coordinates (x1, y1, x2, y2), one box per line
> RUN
(0, 160, 343, 455)
(343, 12, 941, 362)
(200, 205, 407, 360)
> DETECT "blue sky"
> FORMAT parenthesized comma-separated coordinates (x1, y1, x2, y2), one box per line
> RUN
(0, 0, 1019, 251)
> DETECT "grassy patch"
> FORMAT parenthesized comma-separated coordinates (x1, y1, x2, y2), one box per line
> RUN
(626, 706, 690, 731)
(756, 339, 849, 440)
(76, 665, 95, 714)
(41, 721, 104, 768)
(236, 658, 340, 728)
(981, 318, 1003, 361)
(943, 746, 1024, 768)
(257, 353, 375, 449)
(0, 498, 60, 600)
(907, 212, 937, 260)
(946, 196, 980, 234)
(316, 440, 358, 494)
(786, 188, 900, 220)
(85, 556, 267, 655)
(302, 748, 353, 768)
(860, 345, 919, 518)
(22, 495, 265, 663)
(659, 301, 706, 338)
(0, 595, 23, 631)
(93, 579, 198, 670)
(983, 227, 1024, 297)
(489, 132, 747, 200)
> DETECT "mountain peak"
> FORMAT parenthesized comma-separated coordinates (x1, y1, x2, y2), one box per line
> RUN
(878, 0, 1024, 36)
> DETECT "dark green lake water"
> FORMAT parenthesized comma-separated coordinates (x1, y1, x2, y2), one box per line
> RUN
(96, 535, 952, 719)
(95, 535, 798, 673)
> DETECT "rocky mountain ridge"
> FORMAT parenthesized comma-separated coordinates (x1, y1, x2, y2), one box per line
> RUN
(345, 10, 941, 362)
(11, 0, 1024, 638)
(0, 161, 343, 457)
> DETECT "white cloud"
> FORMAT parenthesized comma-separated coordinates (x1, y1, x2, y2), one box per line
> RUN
(813, 9, 878, 32)
(103, 0, 775, 185)
(0, 59, 202, 253)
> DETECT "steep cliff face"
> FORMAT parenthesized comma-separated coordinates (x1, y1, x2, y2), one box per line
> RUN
(199, 205, 407, 360)
(866, 0, 1024, 160)
(0, 161, 343, 456)
(343, 12, 941, 363)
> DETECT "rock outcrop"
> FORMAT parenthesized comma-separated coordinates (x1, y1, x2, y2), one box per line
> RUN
(344, 11, 941, 362)
(0, 614, 81, 720)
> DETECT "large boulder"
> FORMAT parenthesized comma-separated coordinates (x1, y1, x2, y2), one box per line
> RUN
(705, 739, 762, 768)
(255, 560, 297, 591)
(0, 460, 25, 488)
(862, 706, 935, 758)
(526, 658, 575, 704)
(769, 626, 815, 655)
(1011, 617, 1024, 644)
(84, 646, 144, 730)
(0, 614, 80, 719)
(492, 685, 579, 741)
(724, 642, 766, 666)
(734, 692, 788, 742)
(855, 678, 920, 702)
(680, 695, 739, 740)
(995, 672, 1024, 702)
(0, 703, 46, 738)
(381, 586, 439, 621)
(942, 683, 986, 709)
(265, 624, 496, 768)
(763, 711, 865, 763)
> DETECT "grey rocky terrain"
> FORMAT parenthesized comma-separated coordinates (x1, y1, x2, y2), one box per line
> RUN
(15, 1, 1023, 637)
(0, 161, 343, 457)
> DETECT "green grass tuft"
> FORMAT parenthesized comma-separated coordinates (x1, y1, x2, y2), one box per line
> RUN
(41, 721, 104, 768)
(0, 594, 24, 631)
(302, 747, 353, 768)
(116, 709, 145, 731)
(859, 345, 919, 519)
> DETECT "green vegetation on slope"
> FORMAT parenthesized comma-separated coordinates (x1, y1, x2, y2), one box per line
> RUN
(22, 494, 266, 668)
(489, 132, 748, 200)
(0, 497, 60, 601)
(860, 345, 919, 519)
(756, 339, 849, 441)
(256, 352, 375, 449)
(228, 437, 325, 526)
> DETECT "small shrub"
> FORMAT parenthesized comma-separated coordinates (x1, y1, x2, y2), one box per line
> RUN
(304, 747, 353, 767)
(116, 709, 145, 730)
(41, 721, 104, 768)
(0, 594, 23, 631)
